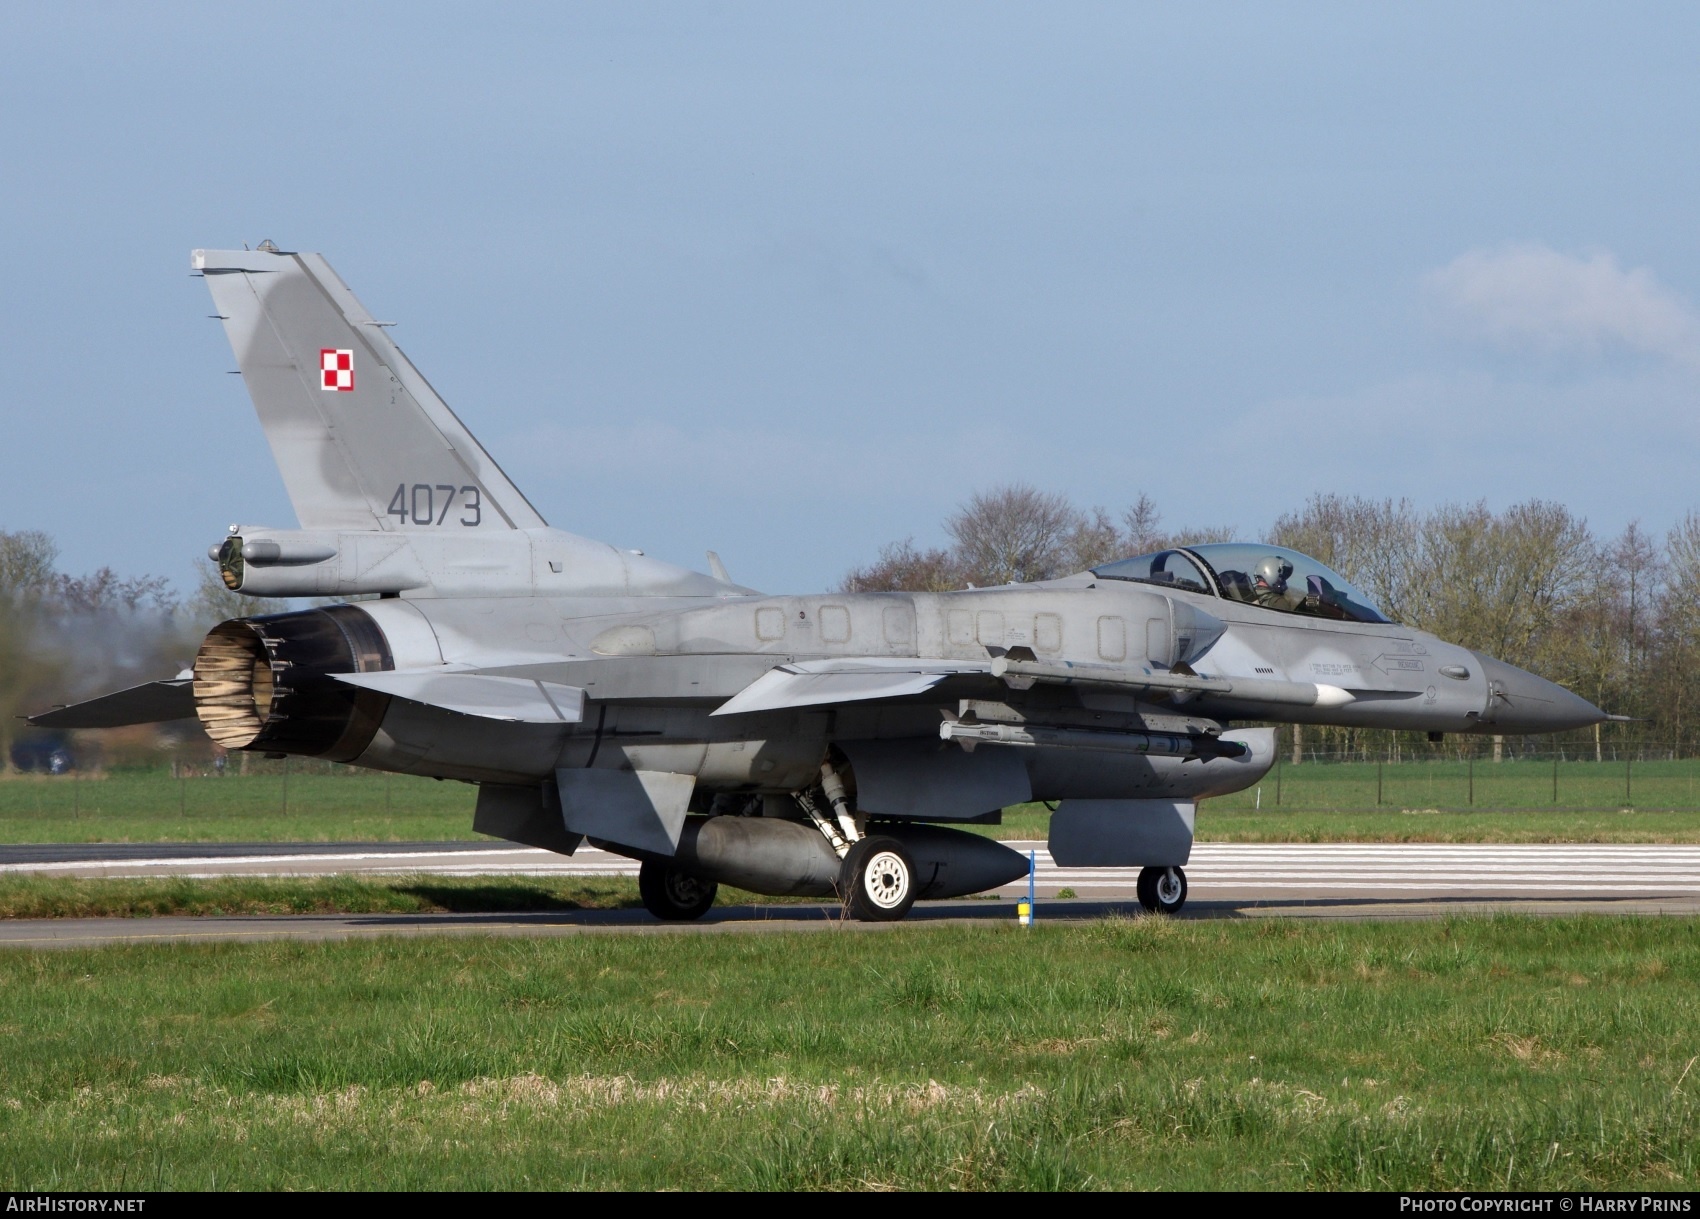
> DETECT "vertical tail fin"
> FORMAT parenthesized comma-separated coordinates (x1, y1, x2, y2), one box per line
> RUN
(195, 246, 546, 533)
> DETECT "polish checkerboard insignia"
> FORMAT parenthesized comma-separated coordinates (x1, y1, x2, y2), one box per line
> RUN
(319, 348, 354, 392)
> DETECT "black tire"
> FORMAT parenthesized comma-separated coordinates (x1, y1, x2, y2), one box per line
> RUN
(1136, 865, 1187, 915)
(638, 859, 718, 921)
(839, 836, 917, 922)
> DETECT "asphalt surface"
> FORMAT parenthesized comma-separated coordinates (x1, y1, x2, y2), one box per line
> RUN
(0, 841, 515, 864)
(2, 840, 1697, 947)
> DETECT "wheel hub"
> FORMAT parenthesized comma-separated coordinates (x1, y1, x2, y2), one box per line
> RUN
(861, 849, 910, 909)
(665, 873, 712, 906)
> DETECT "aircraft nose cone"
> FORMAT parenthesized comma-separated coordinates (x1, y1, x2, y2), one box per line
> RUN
(1470, 652, 1606, 733)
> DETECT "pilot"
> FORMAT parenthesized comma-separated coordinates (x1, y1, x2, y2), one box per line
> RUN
(1251, 555, 1304, 611)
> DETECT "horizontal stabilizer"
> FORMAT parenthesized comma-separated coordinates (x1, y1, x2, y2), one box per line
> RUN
(334, 670, 585, 723)
(28, 677, 195, 728)
(711, 658, 994, 716)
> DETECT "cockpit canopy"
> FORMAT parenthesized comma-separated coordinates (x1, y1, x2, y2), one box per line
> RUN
(1092, 543, 1391, 624)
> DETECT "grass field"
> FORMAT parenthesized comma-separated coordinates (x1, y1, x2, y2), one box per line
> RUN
(1, 915, 1695, 1190)
(998, 803, 1700, 843)
(0, 769, 476, 843)
(4, 760, 1700, 846)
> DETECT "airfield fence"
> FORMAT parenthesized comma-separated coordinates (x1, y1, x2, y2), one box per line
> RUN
(6, 748, 1700, 821)
(1211, 748, 1700, 812)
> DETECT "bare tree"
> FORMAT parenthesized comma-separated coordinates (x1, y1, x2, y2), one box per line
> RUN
(0, 533, 199, 772)
(1651, 513, 1700, 745)
(1165, 523, 1237, 548)
(1417, 499, 1595, 671)
(1063, 506, 1124, 573)
(1121, 494, 1166, 555)
(0, 530, 57, 602)
(1612, 521, 1663, 672)
(188, 560, 283, 625)
(1269, 494, 1423, 623)
(0, 530, 61, 771)
(946, 484, 1079, 586)
(846, 487, 1233, 592)
(1120, 494, 1235, 556)
(48, 568, 177, 616)
(840, 539, 964, 593)
(1659, 513, 1700, 649)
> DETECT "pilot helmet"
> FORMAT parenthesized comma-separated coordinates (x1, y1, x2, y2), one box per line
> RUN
(1253, 555, 1294, 592)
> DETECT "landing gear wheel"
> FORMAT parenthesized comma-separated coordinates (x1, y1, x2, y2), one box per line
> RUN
(1136, 866, 1187, 915)
(638, 860, 718, 921)
(839, 836, 917, 922)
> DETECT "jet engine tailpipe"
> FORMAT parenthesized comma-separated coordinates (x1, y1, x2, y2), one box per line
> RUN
(192, 605, 394, 759)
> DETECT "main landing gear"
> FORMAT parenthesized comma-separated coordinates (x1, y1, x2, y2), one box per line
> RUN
(638, 859, 718, 921)
(1136, 865, 1187, 915)
(839, 836, 917, 922)
(796, 757, 917, 922)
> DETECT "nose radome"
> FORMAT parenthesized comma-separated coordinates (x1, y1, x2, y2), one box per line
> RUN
(1471, 652, 1606, 733)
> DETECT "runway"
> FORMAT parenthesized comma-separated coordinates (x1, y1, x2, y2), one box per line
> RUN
(7, 840, 1700, 900)
(1, 841, 1697, 947)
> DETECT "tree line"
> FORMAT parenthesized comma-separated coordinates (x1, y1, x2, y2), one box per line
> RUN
(2, 485, 1690, 771)
(0, 530, 278, 773)
(844, 486, 1693, 759)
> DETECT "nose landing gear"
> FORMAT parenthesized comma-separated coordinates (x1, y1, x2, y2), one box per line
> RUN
(1136, 865, 1187, 915)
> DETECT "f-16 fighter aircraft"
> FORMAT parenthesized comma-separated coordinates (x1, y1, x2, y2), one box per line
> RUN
(33, 245, 1609, 921)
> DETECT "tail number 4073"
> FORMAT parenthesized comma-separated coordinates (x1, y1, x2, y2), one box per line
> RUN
(387, 483, 482, 526)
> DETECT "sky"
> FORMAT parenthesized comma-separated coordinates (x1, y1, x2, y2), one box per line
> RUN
(2, 2, 1698, 595)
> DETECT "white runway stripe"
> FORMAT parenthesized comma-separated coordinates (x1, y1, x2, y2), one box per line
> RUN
(6, 841, 1699, 897)
(992, 842, 1700, 894)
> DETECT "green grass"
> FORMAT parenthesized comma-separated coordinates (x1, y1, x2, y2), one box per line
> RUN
(6, 762, 1700, 847)
(0, 769, 478, 843)
(1, 916, 1696, 1189)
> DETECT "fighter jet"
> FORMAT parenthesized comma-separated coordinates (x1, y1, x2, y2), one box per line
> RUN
(32, 246, 1609, 920)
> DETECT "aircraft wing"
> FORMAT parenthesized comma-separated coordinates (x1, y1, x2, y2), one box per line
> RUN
(713, 652, 1365, 718)
(28, 678, 196, 728)
(712, 658, 995, 716)
(333, 670, 586, 724)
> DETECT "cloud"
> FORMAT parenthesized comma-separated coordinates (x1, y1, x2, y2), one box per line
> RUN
(1424, 243, 1700, 365)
